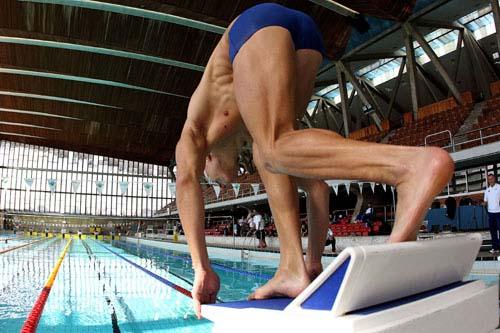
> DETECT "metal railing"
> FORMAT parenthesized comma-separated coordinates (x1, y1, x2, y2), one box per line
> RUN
(424, 122, 500, 152)
(424, 130, 454, 151)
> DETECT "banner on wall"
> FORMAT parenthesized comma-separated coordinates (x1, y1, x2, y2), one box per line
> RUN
(71, 180, 81, 193)
(251, 183, 260, 196)
(332, 184, 338, 195)
(232, 183, 240, 197)
(213, 184, 221, 199)
(370, 182, 376, 193)
(345, 182, 351, 194)
(143, 182, 153, 197)
(95, 180, 104, 195)
(118, 181, 128, 195)
(382, 183, 387, 192)
(24, 178, 34, 191)
(47, 179, 57, 193)
(359, 182, 363, 194)
(168, 183, 176, 197)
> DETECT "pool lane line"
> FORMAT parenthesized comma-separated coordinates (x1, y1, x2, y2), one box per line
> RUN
(3, 236, 25, 242)
(94, 241, 196, 299)
(81, 240, 121, 333)
(0, 238, 47, 255)
(115, 240, 273, 280)
(21, 239, 72, 333)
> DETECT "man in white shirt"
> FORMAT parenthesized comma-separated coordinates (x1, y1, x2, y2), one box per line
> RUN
(484, 174, 500, 253)
(364, 203, 373, 225)
(252, 209, 267, 249)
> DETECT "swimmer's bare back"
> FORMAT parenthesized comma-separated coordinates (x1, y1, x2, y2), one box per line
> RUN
(185, 21, 244, 151)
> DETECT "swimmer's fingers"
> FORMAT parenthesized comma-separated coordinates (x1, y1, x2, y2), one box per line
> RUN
(193, 297, 202, 319)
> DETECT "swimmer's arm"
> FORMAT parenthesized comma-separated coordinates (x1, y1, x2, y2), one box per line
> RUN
(175, 125, 210, 271)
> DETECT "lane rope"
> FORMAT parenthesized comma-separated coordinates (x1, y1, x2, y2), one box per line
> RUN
(0, 238, 47, 255)
(114, 240, 273, 280)
(94, 240, 196, 299)
(21, 239, 72, 333)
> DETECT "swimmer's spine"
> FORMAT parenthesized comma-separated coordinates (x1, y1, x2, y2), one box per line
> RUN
(21, 239, 72, 333)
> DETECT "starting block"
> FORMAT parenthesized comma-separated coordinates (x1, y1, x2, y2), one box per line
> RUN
(203, 234, 498, 333)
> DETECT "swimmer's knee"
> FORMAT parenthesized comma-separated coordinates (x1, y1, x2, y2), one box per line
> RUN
(252, 142, 277, 172)
(427, 147, 455, 177)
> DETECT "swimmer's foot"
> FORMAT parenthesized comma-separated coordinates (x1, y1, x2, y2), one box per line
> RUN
(305, 261, 323, 281)
(248, 268, 310, 300)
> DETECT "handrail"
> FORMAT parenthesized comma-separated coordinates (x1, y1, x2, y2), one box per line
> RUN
(454, 121, 500, 138)
(424, 130, 454, 151)
(424, 121, 500, 151)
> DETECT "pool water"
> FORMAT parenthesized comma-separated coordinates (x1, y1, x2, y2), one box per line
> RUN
(0, 238, 282, 332)
(0, 236, 498, 332)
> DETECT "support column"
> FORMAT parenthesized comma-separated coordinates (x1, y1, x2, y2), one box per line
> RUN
(417, 65, 439, 102)
(338, 61, 383, 130)
(405, 23, 463, 105)
(336, 64, 350, 137)
(323, 99, 343, 132)
(463, 29, 494, 98)
(303, 108, 315, 128)
(387, 58, 406, 119)
(452, 29, 464, 96)
(403, 28, 420, 119)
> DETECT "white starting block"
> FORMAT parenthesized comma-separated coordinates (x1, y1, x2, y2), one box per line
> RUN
(203, 234, 498, 333)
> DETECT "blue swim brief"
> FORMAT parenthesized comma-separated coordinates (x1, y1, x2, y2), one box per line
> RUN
(228, 3, 326, 63)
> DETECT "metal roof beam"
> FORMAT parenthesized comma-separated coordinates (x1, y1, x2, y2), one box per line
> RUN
(0, 132, 46, 139)
(0, 66, 189, 98)
(19, 0, 226, 34)
(0, 90, 121, 109)
(0, 121, 61, 131)
(0, 32, 204, 72)
(308, 0, 359, 17)
(343, 51, 406, 62)
(404, 22, 463, 105)
(415, 19, 464, 31)
(0, 107, 82, 121)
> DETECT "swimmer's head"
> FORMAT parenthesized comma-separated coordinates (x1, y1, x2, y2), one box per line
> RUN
(205, 148, 238, 184)
(204, 132, 250, 184)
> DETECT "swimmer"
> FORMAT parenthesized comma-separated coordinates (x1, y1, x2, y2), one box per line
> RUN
(175, 3, 454, 318)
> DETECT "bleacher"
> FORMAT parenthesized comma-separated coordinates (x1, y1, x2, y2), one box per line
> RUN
(389, 92, 474, 147)
(347, 120, 390, 143)
(460, 82, 500, 149)
(329, 215, 382, 237)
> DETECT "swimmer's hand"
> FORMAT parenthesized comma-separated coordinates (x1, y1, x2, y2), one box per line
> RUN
(192, 268, 220, 319)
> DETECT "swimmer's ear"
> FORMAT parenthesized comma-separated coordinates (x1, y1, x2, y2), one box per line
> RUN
(206, 154, 213, 162)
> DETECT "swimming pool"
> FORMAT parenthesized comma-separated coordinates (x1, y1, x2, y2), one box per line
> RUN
(0, 237, 284, 332)
(0, 236, 498, 332)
